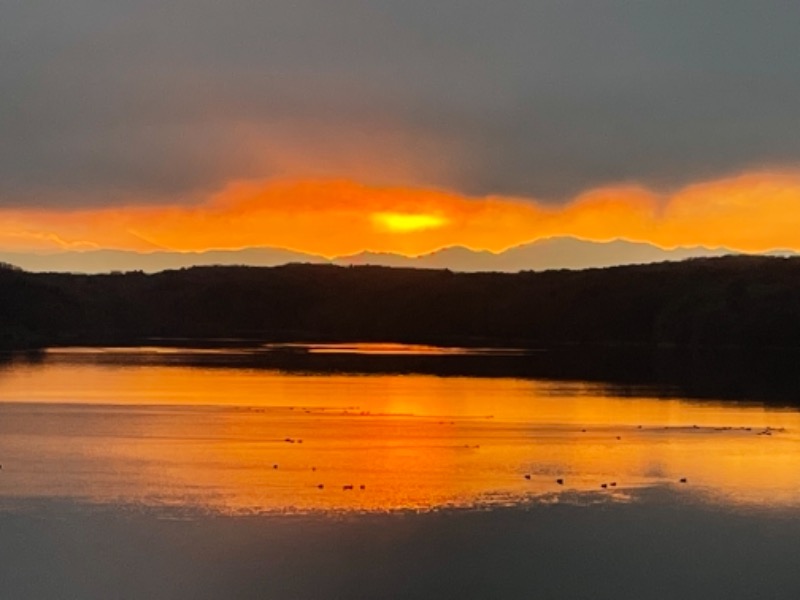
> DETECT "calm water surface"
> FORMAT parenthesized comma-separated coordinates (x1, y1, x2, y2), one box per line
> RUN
(1, 345, 798, 514)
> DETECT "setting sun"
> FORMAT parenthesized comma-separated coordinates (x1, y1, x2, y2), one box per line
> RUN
(371, 212, 448, 233)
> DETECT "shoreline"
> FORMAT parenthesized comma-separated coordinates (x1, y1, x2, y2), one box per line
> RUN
(5, 342, 800, 406)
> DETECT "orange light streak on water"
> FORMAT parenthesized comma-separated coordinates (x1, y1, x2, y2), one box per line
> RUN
(0, 350, 798, 513)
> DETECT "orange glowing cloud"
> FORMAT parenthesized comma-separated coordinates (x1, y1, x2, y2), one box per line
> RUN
(1, 171, 800, 257)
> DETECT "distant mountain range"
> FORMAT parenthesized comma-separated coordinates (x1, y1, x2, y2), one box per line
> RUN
(0, 237, 791, 274)
(334, 238, 738, 271)
(0, 247, 326, 274)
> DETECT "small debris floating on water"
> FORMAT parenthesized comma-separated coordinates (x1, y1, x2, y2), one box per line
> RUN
(679, 477, 687, 483)
(556, 478, 564, 485)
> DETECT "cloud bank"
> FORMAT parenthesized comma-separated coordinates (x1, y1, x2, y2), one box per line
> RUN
(2, 1, 800, 208)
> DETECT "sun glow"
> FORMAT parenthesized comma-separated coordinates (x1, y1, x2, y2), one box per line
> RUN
(371, 212, 448, 233)
(1, 171, 800, 257)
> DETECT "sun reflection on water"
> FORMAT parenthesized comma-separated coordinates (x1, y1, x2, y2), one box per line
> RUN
(0, 349, 798, 515)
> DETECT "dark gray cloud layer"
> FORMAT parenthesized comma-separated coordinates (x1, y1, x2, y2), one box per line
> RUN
(3, 1, 800, 206)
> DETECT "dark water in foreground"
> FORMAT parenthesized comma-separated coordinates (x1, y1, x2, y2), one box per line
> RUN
(3, 491, 800, 600)
(1, 345, 799, 598)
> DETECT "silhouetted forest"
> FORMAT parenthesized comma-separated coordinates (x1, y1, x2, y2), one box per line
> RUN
(2, 256, 800, 350)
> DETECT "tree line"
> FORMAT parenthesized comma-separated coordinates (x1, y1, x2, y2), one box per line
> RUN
(2, 256, 800, 350)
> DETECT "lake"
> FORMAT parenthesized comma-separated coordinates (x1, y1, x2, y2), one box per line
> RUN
(1, 345, 799, 598)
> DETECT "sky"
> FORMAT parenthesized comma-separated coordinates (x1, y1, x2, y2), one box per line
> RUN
(3, 1, 800, 259)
